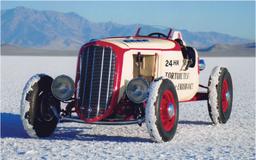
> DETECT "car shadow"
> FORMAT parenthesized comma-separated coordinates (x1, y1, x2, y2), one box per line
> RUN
(52, 127, 151, 143)
(1, 112, 211, 142)
(0, 112, 151, 143)
(1, 112, 29, 138)
(179, 120, 212, 126)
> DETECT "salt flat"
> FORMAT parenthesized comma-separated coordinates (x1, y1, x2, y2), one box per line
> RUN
(1, 56, 255, 159)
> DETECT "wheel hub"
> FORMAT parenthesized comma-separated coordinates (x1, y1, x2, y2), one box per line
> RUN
(226, 91, 231, 104)
(167, 103, 175, 118)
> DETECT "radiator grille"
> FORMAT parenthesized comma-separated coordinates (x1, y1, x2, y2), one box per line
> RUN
(78, 46, 116, 118)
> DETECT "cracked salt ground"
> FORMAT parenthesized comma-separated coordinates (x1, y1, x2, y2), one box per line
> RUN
(1, 56, 255, 159)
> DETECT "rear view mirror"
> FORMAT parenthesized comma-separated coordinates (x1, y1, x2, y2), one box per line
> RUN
(199, 59, 206, 71)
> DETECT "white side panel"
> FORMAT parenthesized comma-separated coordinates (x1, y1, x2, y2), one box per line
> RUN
(118, 50, 159, 101)
(118, 49, 199, 102)
(158, 50, 199, 101)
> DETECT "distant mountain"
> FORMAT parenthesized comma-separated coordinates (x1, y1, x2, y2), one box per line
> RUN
(198, 43, 255, 57)
(1, 6, 252, 49)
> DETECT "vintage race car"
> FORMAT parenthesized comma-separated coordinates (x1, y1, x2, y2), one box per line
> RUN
(20, 28, 233, 142)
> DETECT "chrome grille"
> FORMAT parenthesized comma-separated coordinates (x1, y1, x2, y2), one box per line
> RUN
(79, 46, 116, 118)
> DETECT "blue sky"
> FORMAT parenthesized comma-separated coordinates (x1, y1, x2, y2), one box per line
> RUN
(1, 1, 255, 40)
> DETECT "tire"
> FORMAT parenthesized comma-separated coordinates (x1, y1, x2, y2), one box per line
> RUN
(20, 74, 60, 137)
(208, 66, 233, 124)
(146, 78, 179, 142)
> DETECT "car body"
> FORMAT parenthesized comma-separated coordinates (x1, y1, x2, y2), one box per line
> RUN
(75, 28, 199, 122)
(20, 27, 233, 142)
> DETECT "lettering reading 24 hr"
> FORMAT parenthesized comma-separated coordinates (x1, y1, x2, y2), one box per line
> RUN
(165, 60, 179, 67)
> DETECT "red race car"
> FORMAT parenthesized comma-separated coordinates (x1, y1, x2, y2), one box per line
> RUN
(20, 28, 233, 142)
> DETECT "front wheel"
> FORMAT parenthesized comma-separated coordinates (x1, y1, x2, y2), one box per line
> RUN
(208, 66, 233, 124)
(20, 74, 60, 137)
(146, 78, 179, 142)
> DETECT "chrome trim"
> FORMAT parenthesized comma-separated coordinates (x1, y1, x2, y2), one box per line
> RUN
(81, 48, 89, 109)
(90, 118, 145, 125)
(96, 48, 105, 116)
(60, 117, 145, 126)
(88, 47, 96, 117)
(105, 49, 113, 110)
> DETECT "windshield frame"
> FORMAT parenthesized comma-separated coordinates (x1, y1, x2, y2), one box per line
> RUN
(135, 27, 173, 39)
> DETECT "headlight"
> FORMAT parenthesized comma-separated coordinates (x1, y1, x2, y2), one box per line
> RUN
(126, 77, 149, 103)
(51, 75, 75, 101)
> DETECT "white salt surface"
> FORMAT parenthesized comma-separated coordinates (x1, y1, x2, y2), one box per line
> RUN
(1, 56, 255, 159)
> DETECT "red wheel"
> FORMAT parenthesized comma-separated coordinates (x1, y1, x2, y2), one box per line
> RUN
(208, 67, 233, 124)
(146, 79, 179, 142)
(160, 90, 177, 132)
(221, 79, 230, 113)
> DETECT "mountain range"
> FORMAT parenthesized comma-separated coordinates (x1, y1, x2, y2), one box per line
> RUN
(1, 6, 253, 50)
(198, 43, 255, 57)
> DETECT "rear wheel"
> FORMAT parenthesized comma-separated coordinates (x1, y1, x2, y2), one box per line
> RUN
(146, 79, 179, 142)
(208, 67, 233, 124)
(20, 74, 60, 137)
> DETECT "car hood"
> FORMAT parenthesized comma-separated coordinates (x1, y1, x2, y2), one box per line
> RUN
(101, 37, 177, 50)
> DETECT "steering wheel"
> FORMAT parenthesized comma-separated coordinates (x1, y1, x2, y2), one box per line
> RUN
(147, 32, 168, 38)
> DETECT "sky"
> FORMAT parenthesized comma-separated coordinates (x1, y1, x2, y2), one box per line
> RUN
(1, 1, 255, 40)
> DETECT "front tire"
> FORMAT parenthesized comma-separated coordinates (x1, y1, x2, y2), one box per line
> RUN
(20, 74, 60, 137)
(146, 78, 179, 142)
(208, 66, 233, 124)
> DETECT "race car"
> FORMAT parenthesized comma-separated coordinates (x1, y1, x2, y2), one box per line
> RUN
(20, 27, 233, 142)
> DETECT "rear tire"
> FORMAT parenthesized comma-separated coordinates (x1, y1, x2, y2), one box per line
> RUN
(146, 78, 179, 142)
(208, 66, 233, 124)
(20, 74, 60, 137)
